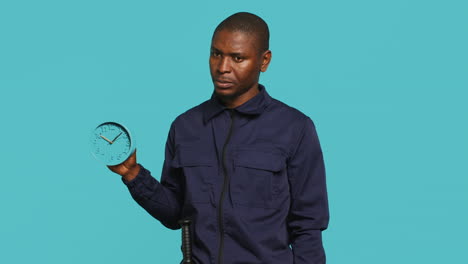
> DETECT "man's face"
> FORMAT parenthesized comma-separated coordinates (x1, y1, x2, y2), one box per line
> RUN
(209, 29, 270, 100)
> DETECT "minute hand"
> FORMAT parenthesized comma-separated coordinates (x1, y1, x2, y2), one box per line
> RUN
(111, 132, 123, 143)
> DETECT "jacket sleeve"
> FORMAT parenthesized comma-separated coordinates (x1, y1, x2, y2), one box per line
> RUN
(287, 117, 329, 264)
(121, 123, 184, 230)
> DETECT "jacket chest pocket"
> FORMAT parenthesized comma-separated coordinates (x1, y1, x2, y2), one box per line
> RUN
(171, 146, 215, 204)
(232, 149, 288, 209)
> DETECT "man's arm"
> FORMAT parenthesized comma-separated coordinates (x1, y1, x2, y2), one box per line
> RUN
(109, 123, 184, 229)
(287, 117, 329, 264)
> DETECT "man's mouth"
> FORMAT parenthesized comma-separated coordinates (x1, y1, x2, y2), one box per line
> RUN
(214, 79, 234, 89)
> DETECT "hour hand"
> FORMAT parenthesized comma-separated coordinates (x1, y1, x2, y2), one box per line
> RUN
(100, 135, 113, 144)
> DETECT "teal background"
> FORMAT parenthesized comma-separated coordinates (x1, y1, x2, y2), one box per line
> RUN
(1, 0, 467, 263)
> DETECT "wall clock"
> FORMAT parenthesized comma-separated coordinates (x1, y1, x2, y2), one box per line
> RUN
(90, 122, 135, 166)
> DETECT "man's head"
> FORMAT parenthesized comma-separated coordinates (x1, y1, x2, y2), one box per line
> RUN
(209, 12, 272, 108)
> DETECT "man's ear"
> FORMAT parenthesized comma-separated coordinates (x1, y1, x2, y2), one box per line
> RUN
(260, 50, 272, 72)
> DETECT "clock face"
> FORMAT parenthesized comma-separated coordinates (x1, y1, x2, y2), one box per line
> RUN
(90, 122, 134, 166)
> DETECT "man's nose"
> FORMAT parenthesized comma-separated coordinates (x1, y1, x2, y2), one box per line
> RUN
(217, 57, 231, 73)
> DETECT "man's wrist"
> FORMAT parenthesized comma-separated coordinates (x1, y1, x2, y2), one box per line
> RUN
(122, 164, 141, 182)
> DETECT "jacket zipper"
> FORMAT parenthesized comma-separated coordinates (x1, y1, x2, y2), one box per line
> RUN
(217, 109, 235, 264)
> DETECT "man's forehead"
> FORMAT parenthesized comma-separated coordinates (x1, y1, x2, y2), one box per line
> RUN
(211, 30, 259, 52)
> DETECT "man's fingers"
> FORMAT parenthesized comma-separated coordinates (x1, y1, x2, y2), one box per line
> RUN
(106, 149, 138, 176)
(126, 149, 137, 164)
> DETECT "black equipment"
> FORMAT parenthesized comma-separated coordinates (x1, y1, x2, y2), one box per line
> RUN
(179, 219, 193, 263)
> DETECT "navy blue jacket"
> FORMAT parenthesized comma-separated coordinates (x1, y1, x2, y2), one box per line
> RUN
(122, 85, 329, 264)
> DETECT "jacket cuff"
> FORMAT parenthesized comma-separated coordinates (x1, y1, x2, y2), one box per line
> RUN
(120, 164, 148, 188)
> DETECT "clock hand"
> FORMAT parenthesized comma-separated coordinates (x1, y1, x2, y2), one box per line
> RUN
(100, 135, 113, 144)
(111, 132, 123, 143)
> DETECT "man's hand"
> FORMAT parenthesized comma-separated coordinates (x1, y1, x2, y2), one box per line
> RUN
(107, 150, 140, 182)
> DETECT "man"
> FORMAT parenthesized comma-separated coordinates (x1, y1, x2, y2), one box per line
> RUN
(109, 12, 329, 264)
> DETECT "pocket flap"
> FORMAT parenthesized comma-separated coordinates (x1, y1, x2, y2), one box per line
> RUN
(235, 149, 286, 172)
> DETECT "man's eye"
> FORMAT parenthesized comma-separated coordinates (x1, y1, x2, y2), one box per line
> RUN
(211, 52, 220, 57)
(234, 56, 243, 62)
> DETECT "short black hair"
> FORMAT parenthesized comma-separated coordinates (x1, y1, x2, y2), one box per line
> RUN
(213, 12, 270, 53)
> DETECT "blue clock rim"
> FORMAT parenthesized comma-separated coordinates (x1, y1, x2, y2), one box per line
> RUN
(90, 121, 136, 166)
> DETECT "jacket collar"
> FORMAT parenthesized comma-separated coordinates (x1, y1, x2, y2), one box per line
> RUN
(203, 84, 272, 124)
